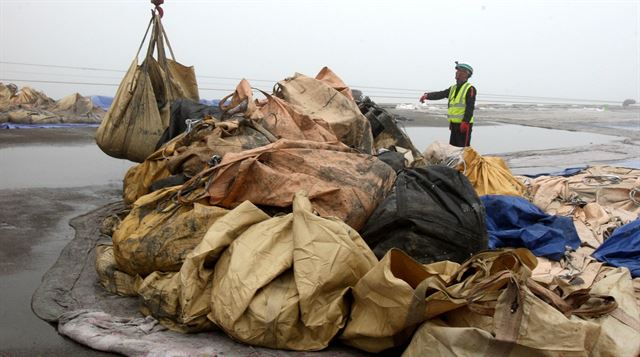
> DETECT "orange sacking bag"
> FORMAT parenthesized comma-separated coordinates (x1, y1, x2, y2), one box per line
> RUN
(194, 139, 396, 231)
(258, 93, 340, 143)
(221, 79, 341, 144)
(276, 68, 374, 154)
(122, 119, 271, 205)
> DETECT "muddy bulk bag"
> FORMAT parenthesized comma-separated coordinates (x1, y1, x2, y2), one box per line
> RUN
(209, 192, 377, 350)
(112, 187, 228, 276)
(96, 14, 199, 162)
(275, 67, 374, 154)
(180, 139, 396, 231)
(360, 165, 488, 263)
(122, 119, 271, 205)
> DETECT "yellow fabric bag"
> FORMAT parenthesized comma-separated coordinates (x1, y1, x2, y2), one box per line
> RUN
(136, 201, 268, 332)
(209, 192, 377, 350)
(341, 248, 537, 353)
(460, 147, 526, 196)
(112, 187, 227, 276)
(402, 259, 626, 356)
(95, 245, 138, 297)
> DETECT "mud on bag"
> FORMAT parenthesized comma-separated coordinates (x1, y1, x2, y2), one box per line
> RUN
(96, 13, 199, 162)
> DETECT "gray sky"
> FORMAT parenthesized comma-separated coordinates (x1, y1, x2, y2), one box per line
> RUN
(1, 0, 638, 104)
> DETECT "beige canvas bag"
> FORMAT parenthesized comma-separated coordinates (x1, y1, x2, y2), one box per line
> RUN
(96, 14, 198, 162)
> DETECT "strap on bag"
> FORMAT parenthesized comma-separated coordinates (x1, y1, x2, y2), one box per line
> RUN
(152, 15, 176, 100)
(157, 17, 176, 61)
(483, 280, 524, 357)
(126, 15, 155, 94)
(609, 308, 640, 332)
(135, 16, 155, 62)
(392, 278, 430, 347)
(220, 86, 269, 116)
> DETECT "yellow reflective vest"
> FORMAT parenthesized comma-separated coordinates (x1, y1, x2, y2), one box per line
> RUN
(447, 82, 474, 124)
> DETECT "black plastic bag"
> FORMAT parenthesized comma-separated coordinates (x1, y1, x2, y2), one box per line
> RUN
(361, 165, 487, 263)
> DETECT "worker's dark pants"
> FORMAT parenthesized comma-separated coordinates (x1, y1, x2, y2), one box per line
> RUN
(449, 122, 473, 147)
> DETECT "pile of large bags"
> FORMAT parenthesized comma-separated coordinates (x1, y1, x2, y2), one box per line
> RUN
(0, 82, 104, 124)
(88, 14, 639, 354)
(92, 67, 639, 353)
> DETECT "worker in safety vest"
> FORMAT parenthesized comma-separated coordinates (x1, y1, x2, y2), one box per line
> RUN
(419, 62, 476, 147)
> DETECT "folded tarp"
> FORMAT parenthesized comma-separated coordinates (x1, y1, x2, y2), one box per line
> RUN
(481, 195, 581, 260)
(592, 219, 640, 277)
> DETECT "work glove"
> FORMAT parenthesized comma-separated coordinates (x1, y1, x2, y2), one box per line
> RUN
(460, 121, 470, 134)
(419, 93, 428, 103)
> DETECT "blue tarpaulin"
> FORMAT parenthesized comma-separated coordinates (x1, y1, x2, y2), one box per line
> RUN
(592, 219, 640, 278)
(199, 99, 220, 106)
(481, 195, 581, 260)
(90, 96, 114, 110)
(89, 96, 222, 110)
(524, 166, 587, 178)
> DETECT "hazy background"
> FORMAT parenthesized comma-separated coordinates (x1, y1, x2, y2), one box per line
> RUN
(1, 0, 638, 104)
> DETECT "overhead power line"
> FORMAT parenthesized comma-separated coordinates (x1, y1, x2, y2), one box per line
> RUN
(0, 78, 119, 87)
(0, 78, 268, 93)
(0, 77, 621, 105)
(0, 61, 125, 73)
(0, 60, 623, 104)
(0, 60, 276, 83)
(2, 69, 124, 80)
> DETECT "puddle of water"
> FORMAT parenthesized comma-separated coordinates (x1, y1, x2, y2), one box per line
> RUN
(405, 124, 620, 154)
(0, 144, 134, 189)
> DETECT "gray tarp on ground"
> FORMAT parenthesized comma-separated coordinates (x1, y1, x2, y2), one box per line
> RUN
(31, 202, 367, 356)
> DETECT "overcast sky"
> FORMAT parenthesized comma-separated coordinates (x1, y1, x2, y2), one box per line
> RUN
(0, 0, 638, 104)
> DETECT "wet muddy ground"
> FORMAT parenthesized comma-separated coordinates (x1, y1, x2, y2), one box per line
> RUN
(393, 104, 640, 173)
(0, 105, 638, 355)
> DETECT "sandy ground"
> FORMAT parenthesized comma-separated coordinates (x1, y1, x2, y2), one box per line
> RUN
(0, 105, 638, 355)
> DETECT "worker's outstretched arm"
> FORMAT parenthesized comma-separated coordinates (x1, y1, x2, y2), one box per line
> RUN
(420, 87, 450, 102)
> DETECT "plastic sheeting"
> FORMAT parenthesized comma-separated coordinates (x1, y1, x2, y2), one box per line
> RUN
(593, 219, 640, 278)
(482, 195, 581, 260)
